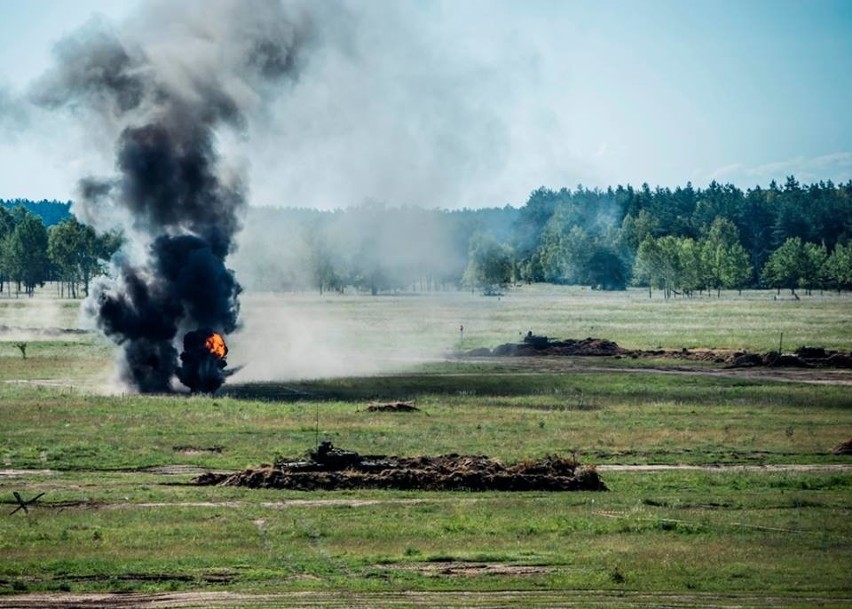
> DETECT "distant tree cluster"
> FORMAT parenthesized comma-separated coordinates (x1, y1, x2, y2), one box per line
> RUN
(510, 177, 852, 296)
(0, 204, 120, 297)
(232, 176, 852, 296)
(10, 176, 852, 297)
(0, 199, 71, 227)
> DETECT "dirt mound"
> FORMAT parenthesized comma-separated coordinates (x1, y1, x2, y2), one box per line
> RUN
(469, 336, 852, 369)
(366, 401, 420, 412)
(832, 439, 852, 455)
(193, 442, 607, 492)
(727, 349, 840, 369)
(489, 335, 625, 357)
(769, 353, 813, 368)
(790, 346, 852, 367)
(826, 353, 852, 368)
(730, 352, 766, 367)
(796, 346, 827, 359)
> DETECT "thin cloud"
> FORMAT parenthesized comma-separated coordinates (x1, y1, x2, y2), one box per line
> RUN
(707, 163, 745, 182)
(707, 152, 852, 187)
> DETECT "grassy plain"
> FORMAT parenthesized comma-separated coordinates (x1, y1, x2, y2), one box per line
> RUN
(233, 284, 852, 353)
(0, 285, 850, 607)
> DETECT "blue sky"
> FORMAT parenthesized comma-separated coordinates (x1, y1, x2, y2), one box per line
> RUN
(0, 1, 140, 88)
(0, 0, 850, 208)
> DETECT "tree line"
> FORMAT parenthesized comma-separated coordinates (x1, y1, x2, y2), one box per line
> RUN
(233, 176, 852, 296)
(0, 198, 72, 227)
(504, 176, 852, 296)
(0, 205, 120, 297)
(9, 175, 852, 297)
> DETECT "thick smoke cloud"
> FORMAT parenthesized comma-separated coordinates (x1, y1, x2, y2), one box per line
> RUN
(241, 1, 582, 210)
(34, 0, 311, 392)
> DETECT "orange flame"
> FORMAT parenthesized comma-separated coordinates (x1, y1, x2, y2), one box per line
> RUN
(204, 332, 228, 358)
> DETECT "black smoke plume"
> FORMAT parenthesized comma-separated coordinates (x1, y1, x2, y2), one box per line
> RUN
(34, 1, 311, 392)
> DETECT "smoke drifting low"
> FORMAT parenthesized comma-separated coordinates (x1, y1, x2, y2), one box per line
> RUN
(34, 0, 312, 391)
(28, 0, 580, 389)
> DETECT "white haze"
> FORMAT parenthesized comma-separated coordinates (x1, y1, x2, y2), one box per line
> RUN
(227, 204, 475, 381)
(237, 0, 589, 210)
(227, 295, 445, 382)
(0, 296, 70, 334)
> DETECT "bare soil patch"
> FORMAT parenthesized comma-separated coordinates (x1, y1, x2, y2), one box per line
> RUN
(365, 401, 420, 412)
(172, 445, 223, 455)
(0, 469, 54, 478)
(385, 561, 553, 578)
(193, 442, 606, 492)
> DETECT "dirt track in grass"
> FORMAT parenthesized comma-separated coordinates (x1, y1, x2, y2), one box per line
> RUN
(4, 463, 852, 481)
(2, 590, 851, 608)
(582, 363, 852, 386)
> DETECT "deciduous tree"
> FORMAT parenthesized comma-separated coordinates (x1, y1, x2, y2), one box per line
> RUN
(6, 212, 49, 296)
(463, 233, 513, 292)
(700, 217, 752, 296)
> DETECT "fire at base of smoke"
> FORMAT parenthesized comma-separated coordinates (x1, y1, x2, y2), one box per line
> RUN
(177, 328, 230, 394)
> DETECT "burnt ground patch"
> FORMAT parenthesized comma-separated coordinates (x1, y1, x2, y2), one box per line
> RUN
(365, 401, 420, 412)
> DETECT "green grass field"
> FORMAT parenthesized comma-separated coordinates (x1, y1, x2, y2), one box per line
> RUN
(0, 286, 850, 607)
